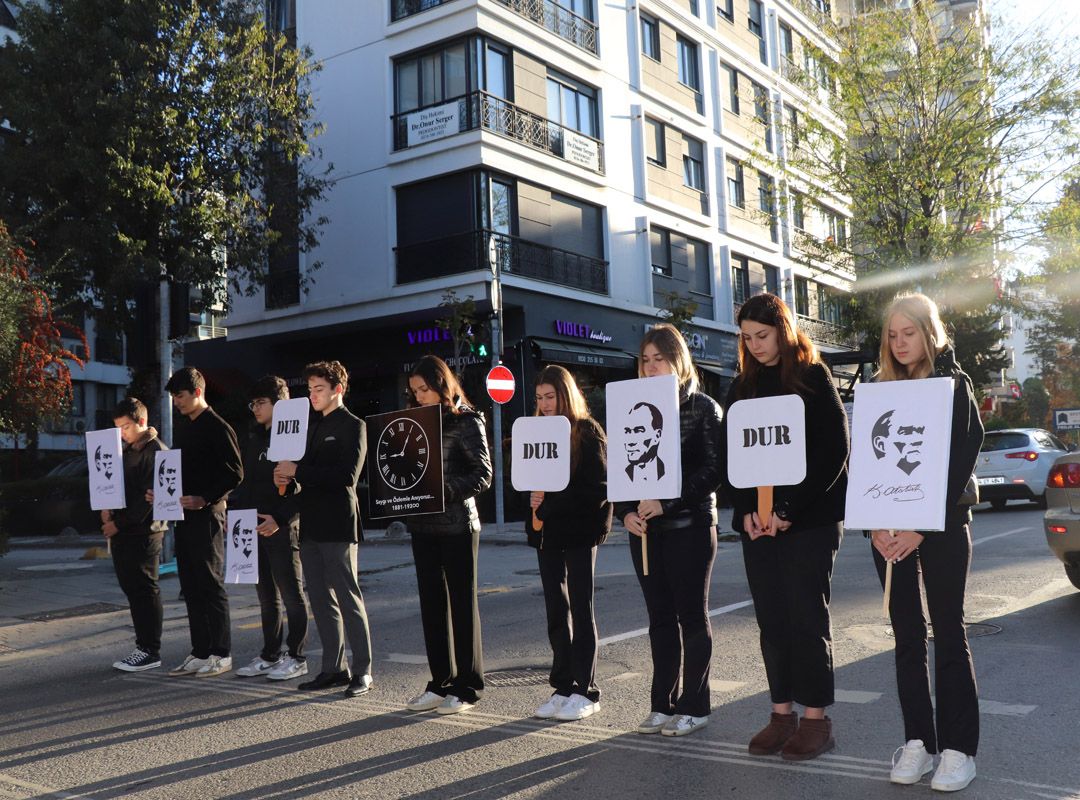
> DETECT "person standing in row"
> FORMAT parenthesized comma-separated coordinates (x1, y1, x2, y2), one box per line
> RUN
(528, 365, 611, 722)
(616, 323, 723, 738)
(721, 293, 848, 762)
(275, 361, 374, 698)
(404, 355, 492, 716)
(233, 376, 310, 682)
(871, 294, 983, 792)
(161, 367, 243, 678)
(104, 397, 168, 672)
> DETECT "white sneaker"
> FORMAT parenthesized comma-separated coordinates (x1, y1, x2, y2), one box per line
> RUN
(637, 712, 673, 734)
(236, 656, 282, 678)
(931, 749, 976, 792)
(195, 655, 233, 677)
(406, 690, 445, 712)
(267, 656, 308, 681)
(168, 655, 208, 676)
(661, 714, 710, 737)
(891, 739, 934, 785)
(534, 694, 569, 719)
(435, 694, 474, 715)
(554, 693, 599, 721)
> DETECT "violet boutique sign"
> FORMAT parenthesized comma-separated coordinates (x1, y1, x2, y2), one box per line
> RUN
(553, 320, 614, 344)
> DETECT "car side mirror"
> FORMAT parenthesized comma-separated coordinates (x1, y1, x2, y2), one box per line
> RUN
(1069, 443, 1078, 453)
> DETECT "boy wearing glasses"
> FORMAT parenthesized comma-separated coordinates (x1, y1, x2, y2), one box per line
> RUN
(232, 375, 311, 681)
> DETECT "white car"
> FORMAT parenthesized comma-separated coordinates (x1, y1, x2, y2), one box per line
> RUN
(975, 428, 1073, 510)
(1043, 453, 1080, 590)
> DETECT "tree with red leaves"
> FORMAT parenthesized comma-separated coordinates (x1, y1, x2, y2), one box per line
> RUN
(0, 221, 86, 445)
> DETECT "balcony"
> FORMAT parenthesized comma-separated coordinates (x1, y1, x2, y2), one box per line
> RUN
(392, 91, 604, 173)
(796, 314, 857, 349)
(391, 0, 459, 22)
(395, 229, 608, 294)
(493, 0, 598, 55)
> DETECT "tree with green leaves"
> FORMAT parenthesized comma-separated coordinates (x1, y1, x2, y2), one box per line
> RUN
(658, 291, 699, 336)
(771, 2, 1080, 389)
(435, 289, 484, 376)
(0, 0, 330, 331)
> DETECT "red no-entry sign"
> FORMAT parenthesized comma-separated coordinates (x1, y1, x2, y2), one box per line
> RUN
(486, 365, 515, 405)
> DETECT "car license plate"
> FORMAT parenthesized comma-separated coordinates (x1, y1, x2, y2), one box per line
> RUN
(978, 476, 1005, 485)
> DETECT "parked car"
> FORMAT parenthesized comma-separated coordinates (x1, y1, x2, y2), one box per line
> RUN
(975, 428, 1073, 510)
(0, 456, 99, 536)
(1043, 453, 1080, 590)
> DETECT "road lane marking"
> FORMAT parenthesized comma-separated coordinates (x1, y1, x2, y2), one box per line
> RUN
(978, 699, 1037, 717)
(383, 653, 428, 664)
(972, 526, 1033, 547)
(708, 680, 746, 693)
(833, 690, 882, 704)
(0, 772, 93, 799)
(598, 600, 754, 646)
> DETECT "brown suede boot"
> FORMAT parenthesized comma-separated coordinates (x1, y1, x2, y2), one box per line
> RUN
(747, 712, 799, 755)
(780, 716, 835, 761)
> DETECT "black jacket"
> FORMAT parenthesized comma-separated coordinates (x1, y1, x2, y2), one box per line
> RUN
(408, 406, 492, 537)
(231, 423, 300, 538)
(614, 390, 724, 531)
(293, 405, 366, 543)
(934, 348, 985, 531)
(111, 428, 168, 537)
(530, 416, 612, 550)
(721, 361, 849, 535)
(173, 406, 243, 509)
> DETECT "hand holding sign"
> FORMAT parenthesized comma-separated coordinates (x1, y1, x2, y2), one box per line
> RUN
(511, 416, 571, 538)
(268, 398, 310, 495)
(726, 395, 807, 538)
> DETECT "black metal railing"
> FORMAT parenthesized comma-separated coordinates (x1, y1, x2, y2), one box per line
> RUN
(797, 314, 856, 348)
(392, 91, 604, 173)
(395, 229, 608, 294)
(391, 0, 459, 22)
(493, 0, 598, 55)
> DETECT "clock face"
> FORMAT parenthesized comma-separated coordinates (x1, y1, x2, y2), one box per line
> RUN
(377, 417, 430, 491)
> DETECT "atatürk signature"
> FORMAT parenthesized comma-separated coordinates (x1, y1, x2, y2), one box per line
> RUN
(864, 483, 925, 502)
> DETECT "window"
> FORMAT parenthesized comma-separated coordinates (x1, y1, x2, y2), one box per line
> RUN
(723, 64, 741, 114)
(689, 0, 699, 15)
(794, 276, 809, 316)
(645, 118, 666, 166)
(547, 72, 598, 137)
(786, 104, 800, 150)
(266, 0, 295, 32)
(792, 190, 805, 230)
(824, 207, 848, 247)
(752, 82, 768, 123)
(759, 172, 778, 242)
(688, 237, 711, 295)
(731, 256, 750, 304)
(779, 23, 794, 63)
(683, 135, 705, 191)
(484, 42, 511, 101)
(818, 285, 843, 325)
(676, 35, 701, 92)
(395, 41, 469, 113)
(641, 14, 660, 61)
(748, 0, 767, 63)
(765, 265, 780, 295)
(650, 227, 672, 276)
(727, 159, 745, 208)
(718, 0, 734, 22)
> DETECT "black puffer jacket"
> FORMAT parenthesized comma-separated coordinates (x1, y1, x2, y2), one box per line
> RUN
(529, 416, 612, 550)
(614, 390, 724, 531)
(934, 347, 984, 531)
(408, 405, 493, 537)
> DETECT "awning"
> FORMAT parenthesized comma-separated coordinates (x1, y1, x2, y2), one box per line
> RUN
(696, 360, 737, 379)
(531, 338, 638, 371)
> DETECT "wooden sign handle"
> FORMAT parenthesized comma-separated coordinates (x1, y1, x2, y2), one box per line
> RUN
(641, 531, 649, 576)
(757, 485, 773, 531)
(278, 484, 287, 496)
(882, 530, 896, 618)
(531, 510, 542, 533)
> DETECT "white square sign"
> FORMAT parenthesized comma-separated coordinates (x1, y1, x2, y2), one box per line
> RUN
(606, 374, 682, 502)
(153, 449, 184, 521)
(226, 509, 260, 584)
(511, 416, 571, 492)
(86, 428, 125, 511)
(267, 397, 311, 462)
(845, 378, 955, 532)
(726, 395, 807, 489)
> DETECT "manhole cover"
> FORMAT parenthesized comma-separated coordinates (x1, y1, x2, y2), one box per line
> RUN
(18, 602, 127, 622)
(884, 622, 1002, 639)
(486, 668, 550, 688)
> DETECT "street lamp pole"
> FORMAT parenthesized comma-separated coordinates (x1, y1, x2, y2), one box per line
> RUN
(488, 234, 505, 529)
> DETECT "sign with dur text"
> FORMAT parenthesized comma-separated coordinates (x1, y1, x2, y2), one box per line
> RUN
(845, 378, 955, 532)
(406, 101, 460, 147)
(226, 509, 259, 584)
(267, 398, 311, 462)
(562, 130, 601, 172)
(606, 374, 682, 502)
(725, 395, 807, 489)
(86, 428, 125, 512)
(366, 404, 445, 518)
(1053, 408, 1080, 432)
(511, 416, 571, 492)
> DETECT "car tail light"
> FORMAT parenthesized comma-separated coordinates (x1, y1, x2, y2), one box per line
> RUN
(1048, 525, 1068, 534)
(1048, 463, 1080, 488)
(1005, 451, 1039, 461)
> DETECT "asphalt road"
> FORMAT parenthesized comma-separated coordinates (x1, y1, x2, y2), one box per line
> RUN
(0, 503, 1077, 799)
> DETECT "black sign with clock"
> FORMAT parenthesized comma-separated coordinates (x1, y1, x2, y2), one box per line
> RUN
(366, 404, 444, 518)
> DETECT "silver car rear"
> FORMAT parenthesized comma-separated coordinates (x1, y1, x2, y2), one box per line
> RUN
(1043, 453, 1080, 590)
(975, 429, 1070, 509)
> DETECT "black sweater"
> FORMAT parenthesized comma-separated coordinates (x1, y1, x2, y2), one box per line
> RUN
(173, 407, 243, 508)
(721, 361, 848, 534)
(111, 428, 168, 537)
(231, 423, 300, 537)
(293, 405, 366, 543)
(530, 416, 612, 550)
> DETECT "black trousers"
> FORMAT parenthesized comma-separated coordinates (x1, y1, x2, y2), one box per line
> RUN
(111, 533, 164, 657)
(872, 523, 979, 756)
(538, 545, 600, 702)
(742, 522, 841, 709)
(410, 531, 484, 703)
(256, 527, 309, 661)
(630, 524, 717, 717)
(175, 507, 231, 658)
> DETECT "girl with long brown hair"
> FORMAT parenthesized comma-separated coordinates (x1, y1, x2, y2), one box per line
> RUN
(720, 293, 848, 761)
(614, 323, 724, 737)
(527, 365, 611, 721)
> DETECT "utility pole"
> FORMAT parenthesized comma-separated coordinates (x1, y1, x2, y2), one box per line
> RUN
(488, 235, 505, 529)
